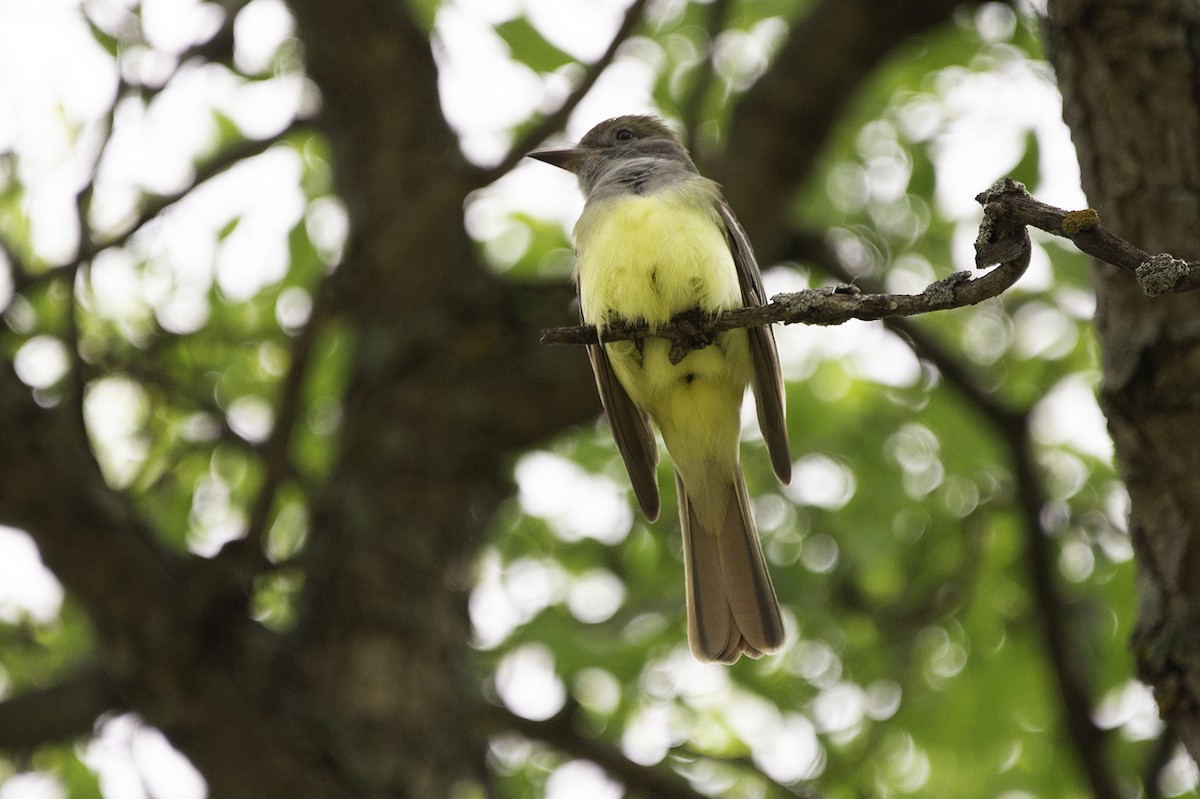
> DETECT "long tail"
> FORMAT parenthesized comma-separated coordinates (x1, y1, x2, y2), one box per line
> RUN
(676, 471, 784, 663)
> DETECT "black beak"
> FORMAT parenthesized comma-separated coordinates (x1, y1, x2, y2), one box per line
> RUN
(528, 146, 589, 173)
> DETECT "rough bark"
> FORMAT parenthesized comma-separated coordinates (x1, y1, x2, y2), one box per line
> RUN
(0, 360, 340, 797)
(283, 2, 597, 795)
(1046, 0, 1200, 762)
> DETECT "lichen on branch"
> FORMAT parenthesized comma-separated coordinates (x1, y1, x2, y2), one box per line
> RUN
(541, 177, 1200, 349)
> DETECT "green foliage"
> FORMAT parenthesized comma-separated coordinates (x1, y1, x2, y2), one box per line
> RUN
(496, 18, 576, 74)
(1, 2, 344, 770)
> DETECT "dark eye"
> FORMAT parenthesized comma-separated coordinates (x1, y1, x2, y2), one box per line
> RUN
(615, 128, 634, 141)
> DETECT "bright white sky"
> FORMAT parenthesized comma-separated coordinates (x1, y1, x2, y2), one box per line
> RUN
(0, 0, 1129, 797)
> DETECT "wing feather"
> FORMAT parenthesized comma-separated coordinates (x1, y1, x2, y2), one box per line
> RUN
(580, 291, 661, 520)
(716, 201, 791, 484)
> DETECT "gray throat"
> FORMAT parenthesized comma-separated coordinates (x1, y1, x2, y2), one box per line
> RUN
(582, 156, 698, 202)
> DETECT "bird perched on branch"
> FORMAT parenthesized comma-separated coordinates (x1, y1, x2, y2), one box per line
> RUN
(530, 115, 792, 663)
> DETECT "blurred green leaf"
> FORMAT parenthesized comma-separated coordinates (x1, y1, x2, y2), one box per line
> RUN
(495, 18, 575, 74)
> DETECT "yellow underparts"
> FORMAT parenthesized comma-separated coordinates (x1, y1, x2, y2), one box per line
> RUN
(575, 184, 750, 519)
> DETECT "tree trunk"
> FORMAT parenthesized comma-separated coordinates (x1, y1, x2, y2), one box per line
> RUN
(1046, 0, 1200, 762)
(282, 1, 598, 795)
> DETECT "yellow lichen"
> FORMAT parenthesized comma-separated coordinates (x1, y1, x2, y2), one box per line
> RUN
(1061, 208, 1100, 235)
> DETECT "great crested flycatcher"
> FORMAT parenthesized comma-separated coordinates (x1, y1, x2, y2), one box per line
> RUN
(530, 115, 791, 663)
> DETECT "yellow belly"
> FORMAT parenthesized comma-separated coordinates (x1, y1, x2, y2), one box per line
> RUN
(575, 190, 743, 326)
(604, 331, 750, 474)
(574, 187, 750, 474)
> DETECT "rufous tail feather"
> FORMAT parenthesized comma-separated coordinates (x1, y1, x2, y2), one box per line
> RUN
(677, 472, 784, 663)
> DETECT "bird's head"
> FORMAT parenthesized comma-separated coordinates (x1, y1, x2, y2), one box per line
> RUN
(529, 115, 696, 194)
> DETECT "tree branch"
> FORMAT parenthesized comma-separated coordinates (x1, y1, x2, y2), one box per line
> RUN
(671, 743, 818, 798)
(540, 181, 1032, 353)
(0, 358, 178, 653)
(240, 281, 334, 560)
(541, 260, 1024, 350)
(0, 669, 122, 750)
(64, 77, 123, 445)
(484, 704, 728, 799)
(974, 177, 1200, 295)
(484, 0, 652, 183)
(681, 0, 734, 156)
(1008, 427, 1123, 799)
(12, 123, 309, 294)
(541, 176, 1200, 355)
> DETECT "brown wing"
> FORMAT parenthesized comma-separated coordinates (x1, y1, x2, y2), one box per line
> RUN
(716, 200, 791, 484)
(579, 297, 661, 520)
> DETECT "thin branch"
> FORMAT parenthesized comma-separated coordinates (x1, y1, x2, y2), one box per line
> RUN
(1009, 428, 1124, 799)
(483, 704, 711, 799)
(65, 81, 123, 439)
(681, 0, 733, 155)
(876, 332, 1122, 799)
(786, 229, 1023, 427)
(540, 260, 1029, 358)
(0, 668, 122, 750)
(13, 123, 310, 294)
(242, 281, 333, 557)
(541, 177, 1034, 351)
(540, 176, 1200, 353)
(486, 703, 823, 799)
(482, 0, 652, 183)
(0, 357, 178, 655)
(672, 744, 819, 798)
(719, 0, 971, 255)
(974, 177, 1200, 295)
(90, 124, 306, 259)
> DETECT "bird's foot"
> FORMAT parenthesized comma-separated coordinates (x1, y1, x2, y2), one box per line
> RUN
(599, 316, 650, 354)
(667, 308, 715, 365)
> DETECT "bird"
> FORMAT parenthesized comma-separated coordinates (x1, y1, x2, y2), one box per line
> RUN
(529, 115, 792, 663)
